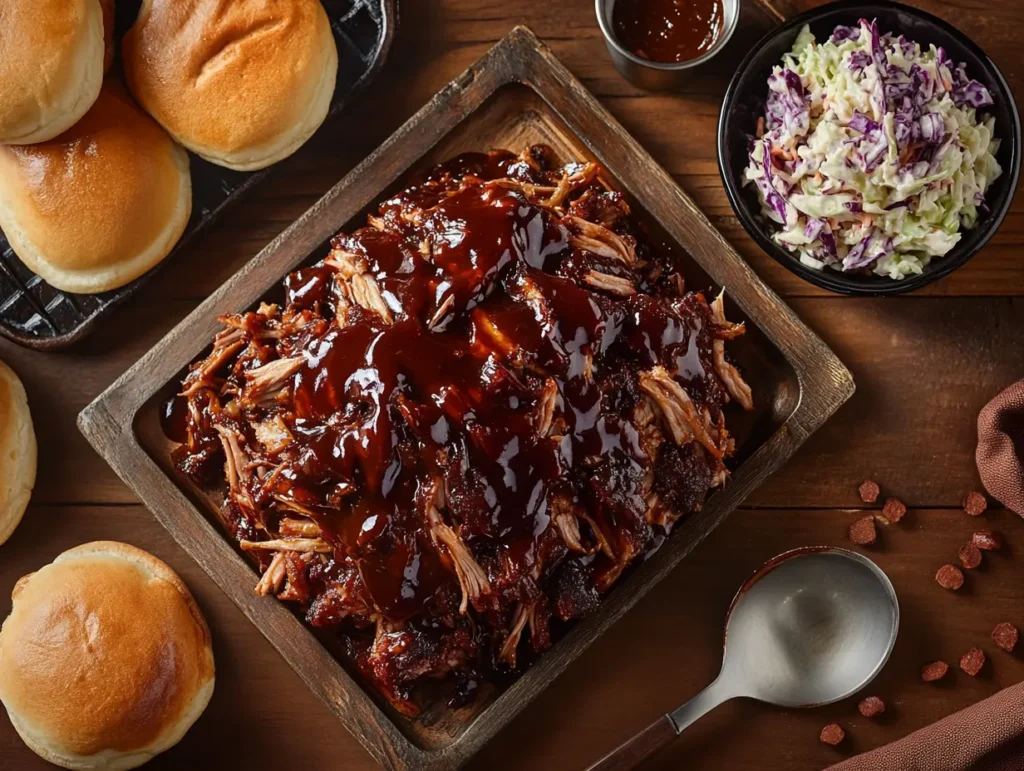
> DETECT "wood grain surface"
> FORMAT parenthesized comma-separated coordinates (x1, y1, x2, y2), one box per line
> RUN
(2, 1, 1023, 770)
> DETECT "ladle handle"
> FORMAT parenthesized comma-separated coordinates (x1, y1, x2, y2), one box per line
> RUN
(584, 677, 736, 771)
(584, 714, 677, 771)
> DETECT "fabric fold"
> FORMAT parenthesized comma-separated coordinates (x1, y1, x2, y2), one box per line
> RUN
(828, 682, 1024, 770)
(977, 379, 1024, 516)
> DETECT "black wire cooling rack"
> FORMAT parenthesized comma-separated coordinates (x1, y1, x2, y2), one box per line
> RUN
(0, 0, 396, 350)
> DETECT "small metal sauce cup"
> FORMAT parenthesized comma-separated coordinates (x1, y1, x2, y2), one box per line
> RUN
(595, 0, 740, 90)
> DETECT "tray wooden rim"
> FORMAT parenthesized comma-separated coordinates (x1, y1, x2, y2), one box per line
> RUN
(79, 26, 854, 771)
(1, 0, 398, 352)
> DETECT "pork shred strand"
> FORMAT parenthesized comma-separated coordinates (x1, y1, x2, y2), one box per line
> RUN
(169, 145, 753, 715)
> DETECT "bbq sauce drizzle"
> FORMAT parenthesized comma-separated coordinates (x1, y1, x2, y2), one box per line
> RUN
(169, 147, 739, 709)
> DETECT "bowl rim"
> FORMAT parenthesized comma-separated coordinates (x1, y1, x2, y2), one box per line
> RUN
(595, 0, 741, 72)
(716, 0, 1022, 296)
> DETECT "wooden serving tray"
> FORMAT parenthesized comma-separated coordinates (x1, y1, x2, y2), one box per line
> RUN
(79, 27, 854, 771)
(0, 0, 395, 351)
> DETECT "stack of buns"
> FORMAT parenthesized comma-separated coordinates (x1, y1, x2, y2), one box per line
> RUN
(0, 542, 215, 770)
(0, 0, 339, 294)
(0, 0, 344, 762)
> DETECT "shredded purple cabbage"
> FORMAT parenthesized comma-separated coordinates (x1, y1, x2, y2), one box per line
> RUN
(766, 68, 809, 135)
(919, 113, 945, 144)
(756, 141, 790, 223)
(909, 63, 934, 105)
(842, 234, 873, 270)
(831, 25, 860, 44)
(866, 19, 890, 80)
(944, 61, 994, 109)
(849, 112, 879, 134)
(847, 50, 871, 73)
(894, 115, 920, 149)
(928, 134, 956, 175)
(804, 218, 825, 242)
(843, 233, 892, 271)
(820, 230, 838, 260)
(862, 130, 889, 172)
(955, 79, 995, 109)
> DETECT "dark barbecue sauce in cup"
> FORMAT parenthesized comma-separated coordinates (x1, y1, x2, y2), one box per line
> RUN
(612, 0, 724, 63)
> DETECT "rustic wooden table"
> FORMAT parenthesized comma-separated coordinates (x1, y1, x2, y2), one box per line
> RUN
(2, 1, 1022, 769)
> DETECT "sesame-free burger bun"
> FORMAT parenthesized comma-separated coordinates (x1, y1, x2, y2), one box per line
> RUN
(123, 0, 338, 172)
(0, 359, 35, 547)
(0, 542, 215, 771)
(0, 0, 105, 145)
(0, 80, 192, 294)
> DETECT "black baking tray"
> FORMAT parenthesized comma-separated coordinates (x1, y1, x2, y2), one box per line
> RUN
(0, 0, 396, 351)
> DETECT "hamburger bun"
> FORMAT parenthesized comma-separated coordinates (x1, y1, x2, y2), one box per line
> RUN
(0, 79, 192, 294)
(123, 0, 338, 171)
(0, 0, 105, 145)
(0, 542, 215, 770)
(0, 359, 36, 547)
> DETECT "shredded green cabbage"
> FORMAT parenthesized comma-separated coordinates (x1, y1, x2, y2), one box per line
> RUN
(744, 20, 1002, 279)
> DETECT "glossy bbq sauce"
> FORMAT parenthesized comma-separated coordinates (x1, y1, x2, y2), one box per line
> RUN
(160, 394, 189, 444)
(171, 149, 724, 640)
(612, 0, 723, 63)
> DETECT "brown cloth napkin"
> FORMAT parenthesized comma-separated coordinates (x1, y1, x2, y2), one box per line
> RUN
(977, 379, 1024, 516)
(827, 682, 1024, 770)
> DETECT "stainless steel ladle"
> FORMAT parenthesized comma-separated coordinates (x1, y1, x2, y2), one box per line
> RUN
(586, 546, 900, 771)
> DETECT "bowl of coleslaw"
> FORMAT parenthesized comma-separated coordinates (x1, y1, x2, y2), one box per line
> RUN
(718, 0, 1020, 295)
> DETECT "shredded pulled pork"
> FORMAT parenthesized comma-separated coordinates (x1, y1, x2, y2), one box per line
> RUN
(169, 145, 753, 715)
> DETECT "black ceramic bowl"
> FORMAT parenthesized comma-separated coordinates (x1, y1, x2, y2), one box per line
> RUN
(718, 0, 1021, 295)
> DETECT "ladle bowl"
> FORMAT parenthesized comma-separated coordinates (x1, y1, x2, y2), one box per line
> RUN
(587, 547, 900, 771)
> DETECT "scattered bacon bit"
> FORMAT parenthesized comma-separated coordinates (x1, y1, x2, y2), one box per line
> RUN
(959, 647, 986, 676)
(972, 530, 1003, 551)
(848, 515, 878, 546)
(958, 542, 983, 570)
(921, 661, 949, 682)
(992, 623, 1019, 653)
(858, 480, 880, 504)
(857, 696, 886, 718)
(963, 491, 988, 517)
(935, 564, 964, 591)
(881, 498, 906, 523)
(820, 723, 845, 746)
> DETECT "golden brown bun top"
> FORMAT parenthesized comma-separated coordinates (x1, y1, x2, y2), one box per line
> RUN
(0, 0, 100, 138)
(123, 0, 334, 155)
(0, 542, 214, 757)
(0, 79, 187, 276)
